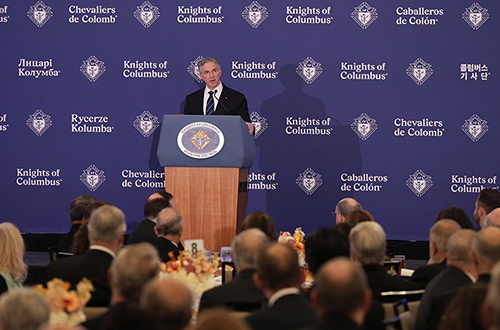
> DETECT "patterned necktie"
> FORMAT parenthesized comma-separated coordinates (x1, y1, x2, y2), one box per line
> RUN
(206, 90, 215, 115)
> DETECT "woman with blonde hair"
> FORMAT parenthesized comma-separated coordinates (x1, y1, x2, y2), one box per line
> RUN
(0, 222, 27, 294)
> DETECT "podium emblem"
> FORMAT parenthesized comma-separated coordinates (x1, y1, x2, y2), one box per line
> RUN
(177, 122, 225, 159)
(462, 114, 488, 142)
(406, 169, 433, 197)
(26, 109, 52, 136)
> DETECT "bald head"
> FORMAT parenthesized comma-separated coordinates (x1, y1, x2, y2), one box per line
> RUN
(484, 208, 500, 228)
(156, 208, 182, 236)
(430, 219, 461, 253)
(335, 198, 362, 224)
(256, 243, 301, 292)
(140, 277, 192, 330)
(472, 227, 500, 274)
(231, 228, 269, 271)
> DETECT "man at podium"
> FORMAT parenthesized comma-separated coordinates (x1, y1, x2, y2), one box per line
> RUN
(184, 57, 255, 135)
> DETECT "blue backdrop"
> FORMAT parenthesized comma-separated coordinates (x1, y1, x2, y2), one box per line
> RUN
(1, 0, 498, 240)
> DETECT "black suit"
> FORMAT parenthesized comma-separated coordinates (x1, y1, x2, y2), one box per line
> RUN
(246, 293, 317, 330)
(362, 264, 417, 299)
(409, 259, 447, 289)
(153, 237, 181, 263)
(415, 265, 473, 330)
(57, 223, 81, 252)
(308, 313, 362, 330)
(47, 248, 113, 306)
(199, 269, 267, 313)
(183, 84, 251, 123)
(127, 219, 157, 246)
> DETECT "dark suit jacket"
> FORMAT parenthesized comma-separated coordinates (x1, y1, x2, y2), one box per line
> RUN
(57, 223, 81, 252)
(246, 293, 317, 330)
(153, 237, 181, 262)
(127, 219, 157, 246)
(183, 84, 251, 122)
(199, 269, 267, 313)
(310, 313, 362, 330)
(362, 264, 417, 299)
(414, 265, 473, 330)
(409, 259, 447, 289)
(47, 248, 113, 306)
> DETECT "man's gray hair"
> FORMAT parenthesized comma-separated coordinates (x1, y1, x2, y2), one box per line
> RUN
(429, 219, 461, 253)
(349, 221, 386, 265)
(111, 243, 160, 303)
(231, 228, 269, 271)
(198, 57, 220, 71)
(446, 229, 475, 264)
(337, 198, 362, 218)
(472, 227, 500, 268)
(0, 289, 50, 330)
(87, 204, 127, 243)
(156, 208, 182, 236)
(484, 208, 500, 228)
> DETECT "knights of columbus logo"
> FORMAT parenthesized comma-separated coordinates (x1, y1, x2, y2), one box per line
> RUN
(133, 111, 160, 137)
(187, 56, 205, 83)
(351, 113, 377, 140)
(27, 1, 53, 27)
(80, 165, 106, 192)
(463, 3, 489, 30)
(134, 1, 160, 28)
(406, 169, 433, 197)
(242, 1, 268, 29)
(80, 56, 106, 83)
(296, 168, 323, 195)
(250, 112, 268, 139)
(462, 114, 488, 142)
(296, 57, 323, 85)
(26, 109, 52, 136)
(406, 58, 433, 86)
(191, 131, 210, 150)
(351, 2, 378, 29)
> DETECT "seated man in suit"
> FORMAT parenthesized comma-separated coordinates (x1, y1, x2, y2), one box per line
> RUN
(48, 204, 127, 306)
(471, 226, 500, 283)
(349, 222, 416, 298)
(310, 257, 372, 330)
(410, 219, 461, 289)
(246, 243, 317, 330)
(153, 207, 183, 262)
(199, 228, 269, 312)
(82, 242, 160, 330)
(184, 57, 254, 135)
(482, 262, 500, 330)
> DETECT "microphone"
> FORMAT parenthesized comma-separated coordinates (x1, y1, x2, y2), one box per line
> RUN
(213, 91, 230, 115)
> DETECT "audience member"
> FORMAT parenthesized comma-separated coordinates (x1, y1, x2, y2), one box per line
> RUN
(310, 257, 372, 330)
(82, 243, 160, 330)
(48, 204, 127, 306)
(0, 288, 50, 330)
(127, 190, 174, 245)
(0, 222, 27, 295)
(334, 198, 362, 224)
(57, 195, 98, 252)
(199, 228, 268, 312)
(438, 283, 487, 330)
(415, 229, 478, 330)
(100, 303, 163, 330)
(240, 211, 278, 241)
(246, 243, 317, 330)
(153, 208, 184, 262)
(196, 308, 251, 330)
(305, 227, 350, 276)
(410, 219, 461, 289)
(345, 210, 375, 227)
(482, 262, 500, 330)
(72, 201, 110, 255)
(435, 206, 475, 229)
(140, 277, 193, 330)
(474, 188, 500, 228)
(484, 207, 500, 228)
(349, 222, 416, 297)
(471, 226, 500, 283)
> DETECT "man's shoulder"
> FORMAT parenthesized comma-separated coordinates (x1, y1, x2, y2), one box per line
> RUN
(185, 88, 203, 99)
(222, 84, 245, 97)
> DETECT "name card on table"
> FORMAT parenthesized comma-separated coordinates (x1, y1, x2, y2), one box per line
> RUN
(184, 239, 204, 258)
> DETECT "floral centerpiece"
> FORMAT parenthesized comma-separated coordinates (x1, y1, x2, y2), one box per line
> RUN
(278, 227, 306, 266)
(34, 278, 94, 325)
(159, 250, 220, 312)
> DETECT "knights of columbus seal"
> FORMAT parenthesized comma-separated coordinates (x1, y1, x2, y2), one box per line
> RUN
(134, 1, 160, 28)
(133, 111, 160, 137)
(351, 113, 377, 140)
(80, 165, 106, 192)
(177, 122, 225, 159)
(242, 1, 268, 29)
(406, 58, 433, 86)
(26, 109, 52, 136)
(351, 2, 378, 29)
(406, 169, 433, 197)
(296, 57, 323, 85)
(80, 56, 106, 83)
(27, 1, 53, 27)
(462, 114, 488, 142)
(462, 3, 489, 30)
(250, 112, 268, 139)
(187, 56, 205, 83)
(296, 168, 323, 195)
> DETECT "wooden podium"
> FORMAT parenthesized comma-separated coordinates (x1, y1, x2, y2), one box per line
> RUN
(157, 115, 255, 252)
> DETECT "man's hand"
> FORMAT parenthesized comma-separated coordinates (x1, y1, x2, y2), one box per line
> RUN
(247, 122, 255, 135)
